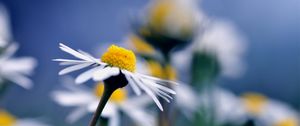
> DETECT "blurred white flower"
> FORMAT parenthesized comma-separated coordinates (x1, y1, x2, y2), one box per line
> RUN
(0, 43, 37, 89)
(241, 93, 299, 126)
(133, 0, 206, 53)
(174, 84, 199, 119)
(145, 0, 204, 38)
(54, 43, 177, 110)
(173, 20, 247, 79)
(51, 77, 155, 126)
(0, 4, 12, 48)
(198, 87, 247, 125)
(0, 109, 49, 126)
(194, 20, 247, 78)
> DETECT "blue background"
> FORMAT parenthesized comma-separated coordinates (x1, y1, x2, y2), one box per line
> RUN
(0, 0, 299, 125)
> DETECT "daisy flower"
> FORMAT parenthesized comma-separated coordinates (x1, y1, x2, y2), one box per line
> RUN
(194, 20, 247, 78)
(0, 43, 37, 89)
(0, 109, 49, 126)
(51, 77, 155, 126)
(241, 93, 299, 126)
(132, 0, 205, 53)
(146, 0, 202, 37)
(54, 43, 177, 126)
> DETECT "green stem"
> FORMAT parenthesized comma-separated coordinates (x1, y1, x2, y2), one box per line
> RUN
(89, 85, 115, 126)
(158, 53, 172, 126)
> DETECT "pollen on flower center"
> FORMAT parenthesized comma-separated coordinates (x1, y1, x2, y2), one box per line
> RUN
(0, 110, 16, 126)
(94, 83, 127, 103)
(101, 45, 136, 72)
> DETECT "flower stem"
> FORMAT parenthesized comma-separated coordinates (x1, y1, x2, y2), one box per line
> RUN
(158, 54, 172, 126)
(89, 85, 115, 126)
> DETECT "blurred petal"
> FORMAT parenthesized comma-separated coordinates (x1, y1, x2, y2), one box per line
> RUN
(15, 119, 49, 126)
(66, 107, 88, 123)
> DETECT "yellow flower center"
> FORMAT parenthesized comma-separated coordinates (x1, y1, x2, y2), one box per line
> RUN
(147, 61, 177, 80)
(101, 45, 136, 72)
(242, 93, 268, 115)
(129, 35, 155, 55)
(94, 83, 127, 103)
(274, 118, 298, 126)
(0, 110, 16, 126)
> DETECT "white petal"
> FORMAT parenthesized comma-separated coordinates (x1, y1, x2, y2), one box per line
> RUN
(156, 93, 170, 103)
(58, 63, 92, 75)
(66, 107, 88, 123)
(0, 5, 11, 44)
(156, 89, 173, 100)
(78, 50, 100, 63)
(1, 57, 37, 75)
(59, 43, 92, 61)
(88, 101, 118, 119)
(108, 111, 120, 126)
(53, 59, 89, 65)
(175, 84, 198, 108)
(148, 82, 176, 94)
(5, 74, 33, 89)
(0, 43, 18, 60)
(92, 67, 120, 81)
(120, 103, 155, 126)
(124, 95, 153, 107)
(142, 79, 174, 103)
(137, 73, 180, 85)
(132, 75, 163, 111)
(53, 59, 87, 62)
(87, 100, 99, 112)
(75, 66, 103, 84)
(123, 70, 142, 95)
(51, 90, 94, 106)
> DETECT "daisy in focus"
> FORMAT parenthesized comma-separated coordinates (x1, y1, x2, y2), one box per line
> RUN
(54, 43, 178, 126)
(0, 43, 37, 89)
(51, 77, 154, 126)
(53, 43, 177, 111)
(0, 109, 49, 126)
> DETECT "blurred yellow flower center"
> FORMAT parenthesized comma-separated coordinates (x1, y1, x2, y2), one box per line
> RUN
(242, 93, 267, 115)
(0, 110, 16, 126)
(149, 0, 172, 31)
(101, 45, 136, 72)
(129, 35, 155, 55)
(147, 61, 177, 80)
(274, 118, 298, 126)
(148, 0, 194, 36)
(94, 83, 127, 103)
